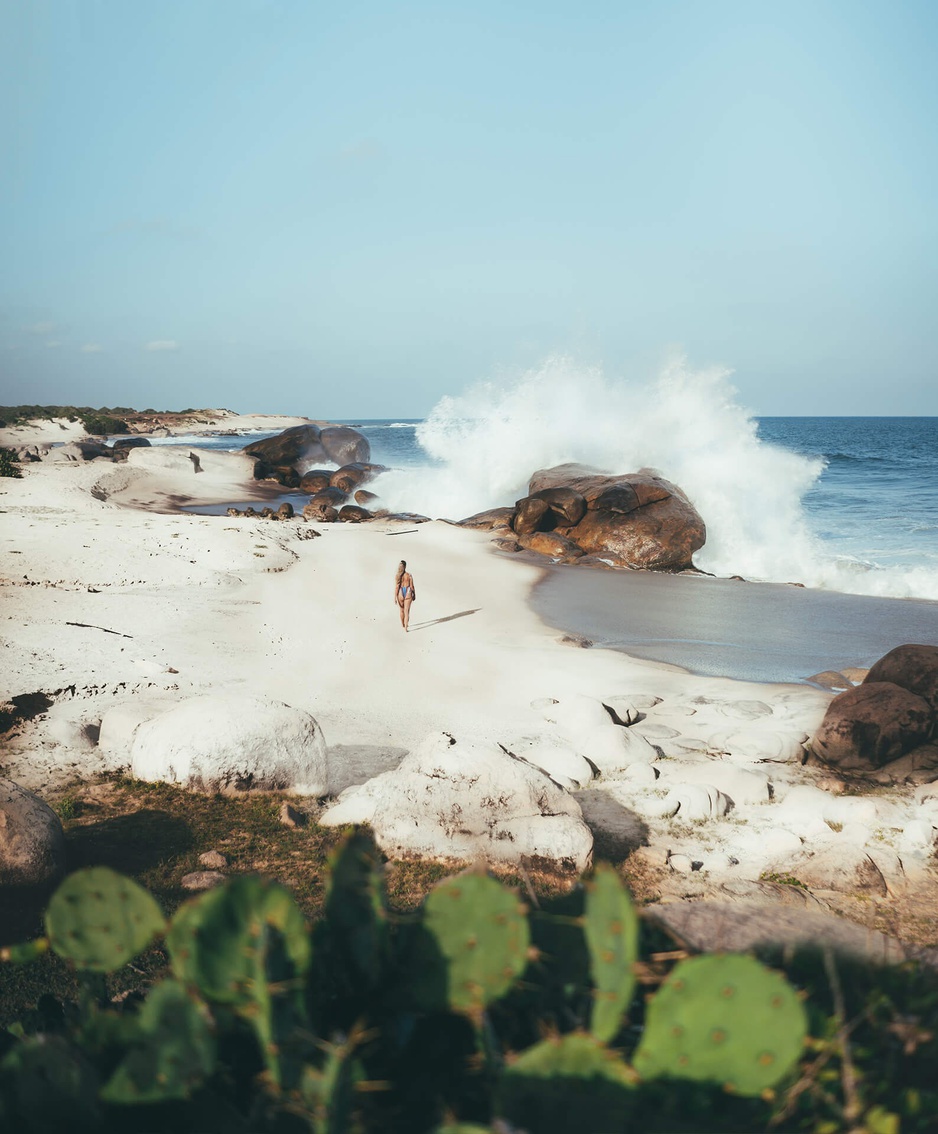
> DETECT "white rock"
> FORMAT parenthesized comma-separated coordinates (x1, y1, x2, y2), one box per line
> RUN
(668, 853, 695, 873)
(321, 731, 592, 873)
(660, 783, 732, 822)
(130, 695, 328, 794)
(601, 697, 642, 725)
(635, 723, 680, 740)
(900, 819, 937, 852)
(621, 762, 658, 785)
(659, 761, 770, 807)
(714, 728, 807, 764)
(98, 698, 175, 770)
(532, 694, 612, 733)
(574, 724, 659, 776)
(713, 700, 773, 721)
(127, 446, 257, 478)
(506, 735, 595, 790)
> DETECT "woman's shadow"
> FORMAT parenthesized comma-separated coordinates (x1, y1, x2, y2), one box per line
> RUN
(407, 608, 480, 632)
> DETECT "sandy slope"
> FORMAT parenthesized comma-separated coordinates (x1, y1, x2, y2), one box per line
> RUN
(0, 411, 314, 448)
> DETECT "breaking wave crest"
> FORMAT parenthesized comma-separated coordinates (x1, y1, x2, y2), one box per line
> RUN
(375, 355, 938, 601)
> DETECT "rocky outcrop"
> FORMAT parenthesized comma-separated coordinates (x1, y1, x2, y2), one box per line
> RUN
(245, 423, 369, 476)
(0, 779, 66, 889)
(460, 464, 705, 570)
(320, 731, 593, 873)
(329, 463, 386, 493)
(812, 645, 938, 773)
(130, 695, 328, 795)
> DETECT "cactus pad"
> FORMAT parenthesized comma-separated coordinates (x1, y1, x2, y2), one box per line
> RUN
(45, 867, 166, 973)
(411, 873, 530, 1016)
(497, 1033, 635, 1134)
(633, 953, 807, 1096)
(323, 830, 388, 986)
(166, 875, 310, 1085)
(582, 864, 638, 1041)
(101, 980, 216, 1104)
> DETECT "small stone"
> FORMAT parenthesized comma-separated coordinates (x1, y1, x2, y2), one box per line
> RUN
(181, 870, 226, 891)
(668, 853, 694, 873)
(198, 850, 228, 869)
(279, 801, 307, 828)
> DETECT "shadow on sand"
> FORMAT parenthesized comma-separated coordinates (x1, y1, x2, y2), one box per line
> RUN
(407, 608, 481, 632)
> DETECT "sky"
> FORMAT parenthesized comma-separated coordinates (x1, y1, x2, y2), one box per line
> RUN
(2, 0, 937, 418)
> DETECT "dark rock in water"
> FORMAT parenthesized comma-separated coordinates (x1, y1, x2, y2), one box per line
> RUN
(339, 504, 373, 523)
(261, 507, 275, 518)
(299, 470, 334, 493)
(384, 512, 431, 523)
(865, 644, 938, 712)
(309, 486, 348, 509)
(226, 507, 241, 516)
(458, 507, 515, 530)
(519, 465, 705, 570)
(245, 423, 369, 473)
(320, 425, 370, 466)
(330, 462, 386, 493)
(273, 466, 300, 488)
(112, 437, 151, 450)
(278, 502, 294, 519)
(812, 681, 933, 771)
(355, 489, 379, 505)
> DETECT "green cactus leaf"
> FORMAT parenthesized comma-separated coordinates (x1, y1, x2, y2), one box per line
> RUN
(322, 830, 389, 987)
(299, 1038, 364, 1134)
(633, 953, 807, 1096)
(496, 1032, 635, 1134)
(166, 876, 310, 1087)
(410, 873, 530, 1016)
(582, 864, 638, 1042)
(101, 980, 216, 1104)
(0, 939, 49, 966)
(45, 867, 166, 973)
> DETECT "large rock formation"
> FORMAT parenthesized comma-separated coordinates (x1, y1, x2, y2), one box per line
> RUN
(812, 644, 938, 774)
(245, 424, 369, 475)
(320, 731, 593, 873)
(461, 464, 706, 570)
(0, 779, 66, 889)
(130, 695, 328, 795)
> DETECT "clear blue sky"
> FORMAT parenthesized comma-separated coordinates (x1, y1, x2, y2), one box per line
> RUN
(2, 0, 936, 417)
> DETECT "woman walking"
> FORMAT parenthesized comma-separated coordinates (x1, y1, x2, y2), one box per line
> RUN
(394, 560, 416, 631)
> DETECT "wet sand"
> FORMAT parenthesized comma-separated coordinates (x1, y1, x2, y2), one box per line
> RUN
(530, 565, 938, 684)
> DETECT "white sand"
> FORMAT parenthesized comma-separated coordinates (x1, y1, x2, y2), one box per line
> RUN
(2, 448, 936, 934)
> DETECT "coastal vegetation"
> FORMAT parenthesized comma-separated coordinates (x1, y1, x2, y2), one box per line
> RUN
(0, 448, 22, 478)
(0, 405, 212, 431)
(1, 789, 937, 1132)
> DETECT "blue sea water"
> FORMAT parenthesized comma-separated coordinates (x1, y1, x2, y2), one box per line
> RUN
(184, 413, 937, 601)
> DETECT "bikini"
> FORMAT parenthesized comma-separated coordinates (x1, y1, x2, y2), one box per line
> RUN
(399, 584, 411, 600)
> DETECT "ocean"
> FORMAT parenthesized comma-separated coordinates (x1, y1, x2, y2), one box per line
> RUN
(178, 381, 938, 603)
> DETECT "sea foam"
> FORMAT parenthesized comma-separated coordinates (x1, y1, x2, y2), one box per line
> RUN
(376, 355, 938, 601)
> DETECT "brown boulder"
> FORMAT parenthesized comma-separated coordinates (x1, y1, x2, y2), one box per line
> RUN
(524, 465, 705, 570)
(812, 682, 933, 771)
(330, 462, 386, 493)
(245, 423, 370, 472)
(512, 496, 550, 536)
(865, 644, 938, 712)
(355, 489, 379, 505)
(338, 505, 373, 523)
(299, 470, 333, 493)
(319, 426, 371, 466)
(458, 507, 515, 530)
(517, 532, 584, 559)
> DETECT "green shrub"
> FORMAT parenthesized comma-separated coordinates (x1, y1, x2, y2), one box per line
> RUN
(80, 414, 129, 436)
(0, 448, 22, 478)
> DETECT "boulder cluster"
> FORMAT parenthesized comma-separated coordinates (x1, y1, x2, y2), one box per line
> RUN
(811, 644, 938, 784)
(10, 437, 152, 464)
(459, 463, 706, 571)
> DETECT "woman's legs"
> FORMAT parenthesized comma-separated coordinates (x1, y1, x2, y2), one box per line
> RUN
(402, 595, 413, 631)
(397, 597, 405, 628)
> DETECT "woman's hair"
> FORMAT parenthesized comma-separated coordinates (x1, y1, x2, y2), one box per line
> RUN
(395, 560, 406, 585)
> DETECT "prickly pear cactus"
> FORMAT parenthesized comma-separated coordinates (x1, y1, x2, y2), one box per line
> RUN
(496, 1032, 635, 1134)
(45, 867, 166, 973)
(410, 872, 530, 1017)
(0, 1034, 102, 1131)
(101, 980, 216, 1104)
(166, 875, 310, 1085)
(323, 830, 389, 986)
(299, 1036, 364, 1134)
(582, 864, 638, 1042)
(0, 939, 49, 965)
(633, 953, 807, 1096)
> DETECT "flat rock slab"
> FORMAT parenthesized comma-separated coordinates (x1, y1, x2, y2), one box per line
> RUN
(645, 899, 938, 968)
